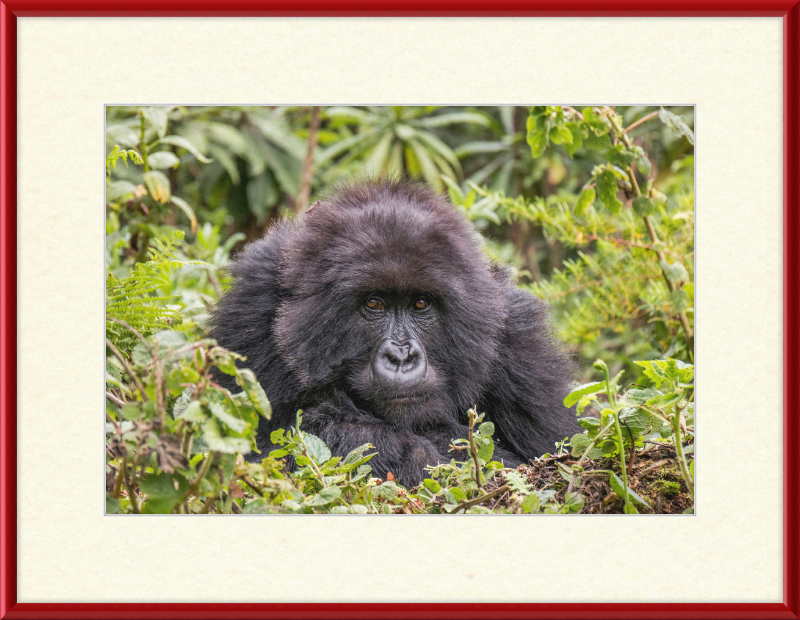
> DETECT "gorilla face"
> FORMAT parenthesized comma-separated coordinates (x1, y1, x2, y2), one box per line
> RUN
(271, 185, 507, 430)
(349, 290, 442, 423)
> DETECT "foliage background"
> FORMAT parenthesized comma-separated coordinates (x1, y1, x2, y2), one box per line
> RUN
(105, 105, 695, 514)
(106, 105, 694, 381)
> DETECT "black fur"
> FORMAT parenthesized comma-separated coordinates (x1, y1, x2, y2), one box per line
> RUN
(211, 180, 578, 487)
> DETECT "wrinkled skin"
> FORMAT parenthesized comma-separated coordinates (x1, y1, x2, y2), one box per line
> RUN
(211, 180, 578, 487)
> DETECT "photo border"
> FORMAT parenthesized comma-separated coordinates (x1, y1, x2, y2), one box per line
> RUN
(1, 2, 798, 618)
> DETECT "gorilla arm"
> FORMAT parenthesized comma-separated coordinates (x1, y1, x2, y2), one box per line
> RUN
(480, 286, 579, 461)
(299, 393, 450, 487)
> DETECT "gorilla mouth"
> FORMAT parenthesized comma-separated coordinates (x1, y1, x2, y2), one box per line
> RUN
(380, 393, 430, 406)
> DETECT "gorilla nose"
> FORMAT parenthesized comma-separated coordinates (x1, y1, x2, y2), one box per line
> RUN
(373, 339, 427, 387)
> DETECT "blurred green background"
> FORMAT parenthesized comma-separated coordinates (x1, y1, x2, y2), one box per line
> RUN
(105, 105, 695, 383)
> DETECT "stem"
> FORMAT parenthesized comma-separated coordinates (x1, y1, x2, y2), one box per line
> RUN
(599, 362, 633, 513)
(672, 408, 694, 498)
(111, 464, 125, 499)
(105, 391, 126, 407)
(467, 409, 485, 492)
(122, 453, 140, 514)
(180, 430, 194, 458)
(611, 411, 633, 513)
(624, 110, 659, 134)
(139, 111, 149, 172)
(447, 484, 510, 514)
(295, 106, 321, 213)
(183, 451, 217, 504)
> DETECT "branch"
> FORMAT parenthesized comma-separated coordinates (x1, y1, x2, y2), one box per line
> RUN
(625, 110, 659, 134)
(296, 106, 322, 213)
(447, 484, 510, 514)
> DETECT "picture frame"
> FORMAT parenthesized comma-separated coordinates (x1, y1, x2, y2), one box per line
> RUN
(1, 2, 797, 618)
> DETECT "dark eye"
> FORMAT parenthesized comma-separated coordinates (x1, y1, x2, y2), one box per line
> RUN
(413, 297, 430, 311)
(366, 298, 385, 311)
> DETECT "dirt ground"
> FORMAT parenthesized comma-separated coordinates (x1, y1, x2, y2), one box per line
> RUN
(483, 444, 693, 514)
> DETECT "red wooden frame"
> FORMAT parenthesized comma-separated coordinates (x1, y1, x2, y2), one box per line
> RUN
(1, 3, 798, 619)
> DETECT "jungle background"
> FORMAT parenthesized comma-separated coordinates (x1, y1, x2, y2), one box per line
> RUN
(105, 105, 695, 515)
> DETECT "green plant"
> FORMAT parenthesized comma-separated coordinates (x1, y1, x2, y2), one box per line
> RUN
(317, 106, 491, 191)
(563, 357, 694, 514)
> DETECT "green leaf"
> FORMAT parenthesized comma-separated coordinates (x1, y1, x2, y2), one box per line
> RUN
(142, 106, 170, 138)
(670, 289, 689, 312)
(609, 472, 650, 507)
(527, 128, 548, 158)
(373, 481, 399, 500)
(569, 433, 602, 459)
(625, 388, 662, 405)
(417, 112, 491, 128)
(564, 381, 605, 407)
(139, 472, 189, 513)
(659, 259, 690, 283)
(478, 421, 495, 438)
(645, 392, 682, 408)
(306, 485, 342, 506)
(170, 196, 197, 233)
(596, 170, 623, 214)
(147, 151, 180, 169)
(448, 487, 467, 502)
(343, 443, 375, 466)
(207, 399, 246, 433)
(423, 478, 441, 493)
(106, 180, 137, 202)
(237, 369, 272, 419)
(632, 196, 655, 216)
(178, 400, 206, 423)
(303, 433, 331, 464)
(476, 436, 494, 462)
(564, 122, 584, 156)
(563, 492, 584, 513)
(619, 408, 649, 434)
(159, 135, 213, 163)
(550, 124, 573, 146)
(201, 419, 251, 454)
(636, 154, 652, 176)
(121, 402, 141, 421)
(575, 187, 596, 217)
(143, 170, 171, 203)
(607, 144, 635, 166)
(504, 470, 530, 493)
(521, 493, 540, 513)
(107, 125, 139, 148)
(659, 107, 695, 145)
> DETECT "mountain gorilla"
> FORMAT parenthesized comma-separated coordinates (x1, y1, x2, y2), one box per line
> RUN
(211, 180, 578, 487)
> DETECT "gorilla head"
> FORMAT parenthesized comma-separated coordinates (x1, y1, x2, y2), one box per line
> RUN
(211, 180, 577, 486)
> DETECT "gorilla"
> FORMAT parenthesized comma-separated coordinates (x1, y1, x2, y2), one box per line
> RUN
(211, 180, 578, 487)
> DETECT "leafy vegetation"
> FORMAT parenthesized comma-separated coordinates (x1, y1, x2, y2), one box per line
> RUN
(106, 105, 694, 514)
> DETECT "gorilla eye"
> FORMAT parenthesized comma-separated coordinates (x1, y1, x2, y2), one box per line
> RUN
(365, 298, 385, 311)
(413, 297, 430, 310)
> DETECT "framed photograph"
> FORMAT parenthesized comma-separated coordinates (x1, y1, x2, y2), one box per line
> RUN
(1, 2, 797, 619)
